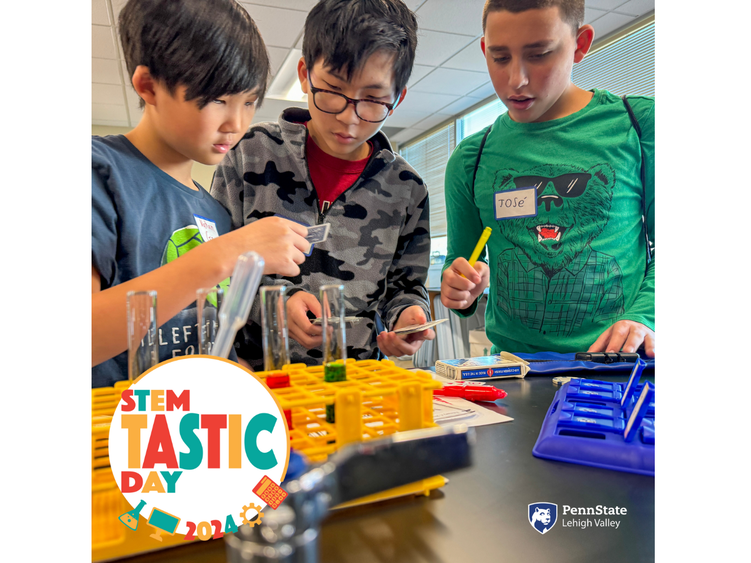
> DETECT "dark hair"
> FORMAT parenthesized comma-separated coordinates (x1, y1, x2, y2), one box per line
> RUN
(119, 0, 270, 109)
(302, 0, 418, 96)
(482, 0, 585, 33)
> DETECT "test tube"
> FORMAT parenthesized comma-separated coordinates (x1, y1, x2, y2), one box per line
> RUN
(260, 286, 290, 371)
(196, 287, 223, 355)
(321, 284, 347, 423)
(126, 290, 157, 381)
(212, 251, 265, 359)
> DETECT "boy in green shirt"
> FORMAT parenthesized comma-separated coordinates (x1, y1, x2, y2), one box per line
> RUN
(441, 0, 655, 357)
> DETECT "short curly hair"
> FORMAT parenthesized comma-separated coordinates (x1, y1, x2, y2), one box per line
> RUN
(482, 0, 585, 33)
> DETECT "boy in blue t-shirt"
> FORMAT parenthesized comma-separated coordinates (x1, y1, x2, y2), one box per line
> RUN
(92, 0, 311, 387)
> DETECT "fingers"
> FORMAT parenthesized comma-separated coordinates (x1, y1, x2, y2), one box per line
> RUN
(588, 320, 655, 356)
(620, 326, 645, 354)
(377, 332, 417, 357)
(247, 217, 310, 275)
(394, 306, 427, 330)
(296, 292, 322, 316)
(587, 326, 612, 353)
(406, 328, 435, 343)
(643, 332, 655, 358)
(279, 218, 309, 238)
(286, 292, 322, 348)
(292, 236, 311, 256)
(440, 260, 480, 310)
(603, 323, 628, 353)
(452, 258, 482, 284)
(475, 261, 491, 290)
(273, 218, 310, 255)
(288, 321, 322, 349)
(377, 329, 434, 357)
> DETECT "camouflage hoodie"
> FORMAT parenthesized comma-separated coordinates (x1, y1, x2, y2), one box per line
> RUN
(211, 108, 431, 369)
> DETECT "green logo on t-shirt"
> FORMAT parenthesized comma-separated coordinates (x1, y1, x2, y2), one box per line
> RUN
(161, 226, 230, 304)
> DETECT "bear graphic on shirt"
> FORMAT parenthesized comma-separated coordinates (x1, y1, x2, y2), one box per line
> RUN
(493, 163, 624, 335)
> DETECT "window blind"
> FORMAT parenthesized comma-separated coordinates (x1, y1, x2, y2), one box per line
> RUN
(399, 122, 455, 237)
(573, 22, 655, 96)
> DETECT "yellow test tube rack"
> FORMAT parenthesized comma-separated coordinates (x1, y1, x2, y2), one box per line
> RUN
(92, 359, 443, 561)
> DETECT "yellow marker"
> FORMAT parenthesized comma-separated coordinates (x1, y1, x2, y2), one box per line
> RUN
(468, 226, 492, 267)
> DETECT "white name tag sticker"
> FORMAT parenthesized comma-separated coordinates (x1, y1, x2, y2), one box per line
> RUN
(193, 214, 219, 242)
(494, 187, 538, 221)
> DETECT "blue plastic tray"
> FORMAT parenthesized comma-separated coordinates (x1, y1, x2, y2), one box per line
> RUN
(532, 379, 655, 476)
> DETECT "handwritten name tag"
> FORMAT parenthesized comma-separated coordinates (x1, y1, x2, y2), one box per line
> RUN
(193, 214, 219, 242)
(494, 187, 537, 221)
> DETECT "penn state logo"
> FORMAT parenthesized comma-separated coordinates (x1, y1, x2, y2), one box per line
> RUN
(528, 502, 558, 534)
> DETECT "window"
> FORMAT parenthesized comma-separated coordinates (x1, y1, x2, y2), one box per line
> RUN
(399, 123, 455, 238)
(457, 99, 507, 142)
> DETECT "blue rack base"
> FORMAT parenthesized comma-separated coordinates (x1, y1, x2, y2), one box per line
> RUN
(532, 380, 655, 476)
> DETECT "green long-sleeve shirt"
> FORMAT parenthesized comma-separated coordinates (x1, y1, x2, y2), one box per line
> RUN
(443, 89, 654, 354)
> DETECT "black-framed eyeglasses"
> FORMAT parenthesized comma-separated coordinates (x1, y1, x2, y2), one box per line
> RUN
(307, 71, 400, 123)
(513, 173, 592, 198)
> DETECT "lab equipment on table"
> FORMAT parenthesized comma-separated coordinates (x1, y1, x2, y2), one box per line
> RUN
(196, 286, 222, 355)
(212, 251, 265, 358)
(225, 425, 474, 563)
(126, 290, 157, 381)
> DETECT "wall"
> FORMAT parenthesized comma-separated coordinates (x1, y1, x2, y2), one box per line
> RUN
(90, 125, 218, 190)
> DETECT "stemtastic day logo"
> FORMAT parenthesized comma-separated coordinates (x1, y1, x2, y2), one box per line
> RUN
(108, 356, 290, 542)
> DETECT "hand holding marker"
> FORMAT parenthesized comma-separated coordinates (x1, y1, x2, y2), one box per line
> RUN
(462, 227, 492, 278)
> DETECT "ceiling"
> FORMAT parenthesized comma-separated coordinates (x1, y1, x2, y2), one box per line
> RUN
(92, 0, 655, 146)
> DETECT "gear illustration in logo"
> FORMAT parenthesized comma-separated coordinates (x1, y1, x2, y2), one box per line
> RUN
(240, 503, 265, 527)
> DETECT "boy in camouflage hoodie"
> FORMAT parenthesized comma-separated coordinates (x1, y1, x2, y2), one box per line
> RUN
(211, 0, 434, 369)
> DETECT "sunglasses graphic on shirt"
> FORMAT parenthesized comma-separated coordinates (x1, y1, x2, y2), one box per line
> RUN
(513, 173, 592, 198)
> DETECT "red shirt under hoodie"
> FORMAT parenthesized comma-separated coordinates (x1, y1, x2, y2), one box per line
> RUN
(305, 123, 372, 213)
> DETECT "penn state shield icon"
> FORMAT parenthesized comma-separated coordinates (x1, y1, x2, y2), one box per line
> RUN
(528, 502, 558, 534)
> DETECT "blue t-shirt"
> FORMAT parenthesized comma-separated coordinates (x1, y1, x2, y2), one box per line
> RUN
(92, 135, 232, 388)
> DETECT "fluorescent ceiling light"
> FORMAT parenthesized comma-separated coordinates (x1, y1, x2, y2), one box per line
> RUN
(267, 49, 307, 102)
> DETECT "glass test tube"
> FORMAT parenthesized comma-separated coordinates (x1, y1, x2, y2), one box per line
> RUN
(196, 287, 223, 355)
(321, 285, 347, 423)
(260, 286, 290, 372)
(126, 290, 157, 381)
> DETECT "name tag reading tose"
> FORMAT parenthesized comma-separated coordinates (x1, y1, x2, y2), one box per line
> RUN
(193, 214, 219, 242)
(494, 187, 537, 221)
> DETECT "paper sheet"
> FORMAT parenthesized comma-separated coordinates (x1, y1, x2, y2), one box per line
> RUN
(407, 368, 513, 428)
(433, 396, 513, 428)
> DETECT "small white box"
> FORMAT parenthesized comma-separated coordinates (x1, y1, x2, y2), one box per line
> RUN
(435, 352, 530, 381)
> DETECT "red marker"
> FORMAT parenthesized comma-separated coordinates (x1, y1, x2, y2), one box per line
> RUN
(433, 385, 507, 402)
